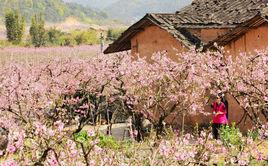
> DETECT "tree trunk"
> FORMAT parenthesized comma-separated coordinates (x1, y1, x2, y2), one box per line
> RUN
(155, 117, 165, 138)
(181, 112, 185, 136)
(132, 113, 143, 142)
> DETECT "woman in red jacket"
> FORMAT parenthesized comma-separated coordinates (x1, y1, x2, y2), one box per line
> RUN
(212, 95, 228, 139)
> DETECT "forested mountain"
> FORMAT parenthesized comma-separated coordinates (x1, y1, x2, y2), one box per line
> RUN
(64, 0, 192, 24)
(0, 0, 108, 23)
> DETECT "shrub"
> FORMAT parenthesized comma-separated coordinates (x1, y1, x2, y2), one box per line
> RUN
(219, 123, 244, 148)
(247, 128, 259, 141)
(0, 40, 12, 47)
(74, 130, 119, 150)
(47, 28, 64, 46)
(72, 29, 98, 45)
(59, 34, 77, 46)
(74, 130, 89, 143)
(98, 134, 120, 150)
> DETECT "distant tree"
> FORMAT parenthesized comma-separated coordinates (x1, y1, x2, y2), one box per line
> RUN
(107, 29, 113, 41)
(30, 14, 47, 47)
(107, 29, 114, 41)
(74, 32, 87, 45)
(47, 28, 63, 45)
(5, 10, 25, 44)
(106, 28, 124, 42)
(73, 29, 98, 45)
(60, 34, 77, 46)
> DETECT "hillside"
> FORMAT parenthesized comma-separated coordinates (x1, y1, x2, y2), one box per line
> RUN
(105, 0, 192, 24)
(63, 0, 120, 9)
(0, 0, 108, 23)
(64, 0, 192, 24)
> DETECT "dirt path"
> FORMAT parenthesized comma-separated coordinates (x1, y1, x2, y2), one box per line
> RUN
(81, 123, 131, 140)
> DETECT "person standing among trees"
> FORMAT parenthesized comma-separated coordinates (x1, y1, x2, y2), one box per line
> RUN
(221, 94, 229, 120)
(212, 94, 228, 139)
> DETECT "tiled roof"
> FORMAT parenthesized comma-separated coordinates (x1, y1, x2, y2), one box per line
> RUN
(176, 0, 268, 27)
(104, 14, 202, 54)
(104, 0, 268, 54)
(149, 14, 202, 47)
(146, 0, 268, 29)
(204, 12, 268, 49)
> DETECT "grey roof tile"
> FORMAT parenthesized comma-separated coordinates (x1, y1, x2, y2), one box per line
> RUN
(175, 0, 267, 26)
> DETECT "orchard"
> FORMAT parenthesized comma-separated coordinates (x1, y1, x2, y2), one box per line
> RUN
(0, 46, 267, 165)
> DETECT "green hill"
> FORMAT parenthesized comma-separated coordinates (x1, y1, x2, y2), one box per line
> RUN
(0, 0, 108, 23)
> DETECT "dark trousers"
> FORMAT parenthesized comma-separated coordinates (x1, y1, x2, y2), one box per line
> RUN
(212, 123, 225, 140)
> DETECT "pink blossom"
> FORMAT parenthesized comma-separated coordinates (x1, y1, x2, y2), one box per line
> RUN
(0, 46, 267, 165)
(216, 140, 223, 145)
(103, 157, 113, 165)
(47, 129, 55, 137)
(89, 160, 96, 166)
(174, 152, 187, 161)
(93, 145, 102, 154)
(159, 141, 172, 157)
(132, 130, 138, 137)
(7, 145, 16, 153)
(55, 121, 64, 132)
(70, 149, 78, 158)
(238, 159, 248, 166)
(0, 159, 19, 166)
(47, 154, 59, 166)
(88, 129, 96, 137)
(92, 139, 100, 145)
(200, 131, 206, 138)
(0, 150, 4, 156)
(246, 138, 253, 145)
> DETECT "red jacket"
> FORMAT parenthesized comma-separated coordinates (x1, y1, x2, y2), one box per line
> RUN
(212, 102, 228, 124)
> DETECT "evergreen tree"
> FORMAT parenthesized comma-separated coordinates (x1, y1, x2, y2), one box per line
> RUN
(5, 10, 25, 44)
(106, 29, 113, 41)
(30, 14, 47, 47)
